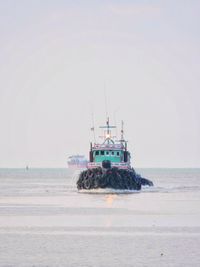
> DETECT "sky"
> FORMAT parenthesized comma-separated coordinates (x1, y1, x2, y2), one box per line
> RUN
(0, 0, 199, 168)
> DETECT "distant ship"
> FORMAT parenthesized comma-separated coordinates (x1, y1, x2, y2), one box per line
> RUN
(67, 155, 88, 170)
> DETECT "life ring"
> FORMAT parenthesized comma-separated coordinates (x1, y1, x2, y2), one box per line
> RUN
(84, 177, 91, 189)
(107, 174, 116, 189)
(83, 171, 88, 179)
(88, 170, 94, 178)
(93, 175, 100, 188)
(99, 174, 108, 188)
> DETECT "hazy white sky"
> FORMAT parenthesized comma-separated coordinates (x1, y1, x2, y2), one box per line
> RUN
(0, 0, 199, 167)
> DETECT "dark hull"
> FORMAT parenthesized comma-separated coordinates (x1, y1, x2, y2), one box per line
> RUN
(77, 167, 153, 190)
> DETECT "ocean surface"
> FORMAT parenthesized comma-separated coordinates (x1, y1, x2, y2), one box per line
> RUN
(0, 168, 200, 267)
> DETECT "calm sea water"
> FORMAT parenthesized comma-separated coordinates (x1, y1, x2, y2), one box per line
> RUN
(0, 168, 200, 267)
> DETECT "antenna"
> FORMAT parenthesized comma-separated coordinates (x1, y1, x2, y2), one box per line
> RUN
(113, 107, 120, 139)
(121, 120, 124, 142)
(99, 117, 116, 142)
(106, 117, 109, 135)
(91, 111, 96, 143)
(104, 83, 108, 119)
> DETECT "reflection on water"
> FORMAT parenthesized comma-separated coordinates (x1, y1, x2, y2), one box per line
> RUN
(105, 194, 117, 207)
(105, 194, 118, 228)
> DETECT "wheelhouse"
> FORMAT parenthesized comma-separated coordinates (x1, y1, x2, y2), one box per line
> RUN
(93, 149, 122, 163)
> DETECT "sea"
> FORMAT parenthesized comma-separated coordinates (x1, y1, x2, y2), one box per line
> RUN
(0, 168, 200, 267)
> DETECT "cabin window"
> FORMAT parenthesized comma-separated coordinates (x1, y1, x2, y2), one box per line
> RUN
(111, 151, 114, 155)
(101, 151, 104, 155)
(95, 151, 99, 156)
(117, 151, 120, 156)
(106, 151, 109, 155)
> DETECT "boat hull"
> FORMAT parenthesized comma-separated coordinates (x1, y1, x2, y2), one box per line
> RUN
(77, 167, 153, 191)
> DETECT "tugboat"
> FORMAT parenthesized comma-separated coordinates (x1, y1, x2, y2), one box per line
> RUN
(77, 118, 153, 191)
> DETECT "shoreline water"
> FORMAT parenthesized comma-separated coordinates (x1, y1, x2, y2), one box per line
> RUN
(0, 168, 200, 266)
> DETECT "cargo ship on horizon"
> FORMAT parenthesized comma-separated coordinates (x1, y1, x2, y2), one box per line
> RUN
(67, 155, 88, 170)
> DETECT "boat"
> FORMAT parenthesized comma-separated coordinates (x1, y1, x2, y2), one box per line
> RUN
(67, 155, 88, 170)
(77, 118, 153, 190)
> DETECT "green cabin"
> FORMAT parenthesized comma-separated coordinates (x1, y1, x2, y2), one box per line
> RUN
(93, 149, 123, 163)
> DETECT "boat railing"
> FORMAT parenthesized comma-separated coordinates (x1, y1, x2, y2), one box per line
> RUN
(87, 162, 130, 169)
(87, 162, 102, 168)
(93, 144, 124, 149)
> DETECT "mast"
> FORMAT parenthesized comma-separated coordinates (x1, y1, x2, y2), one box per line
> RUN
(90, 113, 96, 143)
(99, 117, 116, 143)
(121, 120, 124, 142)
